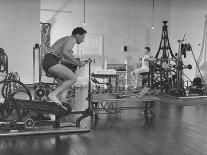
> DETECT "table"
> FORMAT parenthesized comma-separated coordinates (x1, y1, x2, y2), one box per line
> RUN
(91, 73, 119, 92)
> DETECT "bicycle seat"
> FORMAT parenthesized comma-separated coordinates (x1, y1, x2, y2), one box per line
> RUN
(140, 72, 149, 76)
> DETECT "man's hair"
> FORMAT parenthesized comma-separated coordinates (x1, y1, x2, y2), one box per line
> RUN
(72, 27, 87, 35)
(145, 47, 150, 51)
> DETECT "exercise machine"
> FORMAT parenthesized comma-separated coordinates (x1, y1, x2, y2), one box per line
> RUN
(148, 21, 195, 96)
(90, 72, 159, 118)
(0, 58, 95, 135)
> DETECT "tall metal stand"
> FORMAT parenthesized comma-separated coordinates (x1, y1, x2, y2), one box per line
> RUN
(155, 21, 176, 60)
(87, 58, 93, 109)
(176, 40, 184, 95)
(33, 44, 41, 84)
(154, 21, 175, 93)
(76, 58, 95, 127)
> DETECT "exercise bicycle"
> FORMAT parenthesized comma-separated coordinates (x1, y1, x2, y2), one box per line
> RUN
(0, 58, 95, 133)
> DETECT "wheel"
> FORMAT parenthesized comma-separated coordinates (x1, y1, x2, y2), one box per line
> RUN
(0, 80, 32, 122)
(0, 79, 32, 100)
(35, 86, 46, 98)
(100, 102, 121, 114)
(24, 119, 34, 128)
(0, 73, 19, 99)
(6, 89, 32, 121)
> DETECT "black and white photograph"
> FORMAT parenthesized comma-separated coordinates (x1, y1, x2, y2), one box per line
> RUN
(0, 0, 207, 154)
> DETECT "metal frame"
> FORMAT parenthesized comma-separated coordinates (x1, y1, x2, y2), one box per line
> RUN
(0, 59, 95, 133)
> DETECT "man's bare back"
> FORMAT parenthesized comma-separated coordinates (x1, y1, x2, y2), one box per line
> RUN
(50, 36, 75, 59)
(50, 36, 81, 66)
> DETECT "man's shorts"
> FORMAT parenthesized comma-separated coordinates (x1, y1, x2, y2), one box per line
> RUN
(42, 53, 60, 72)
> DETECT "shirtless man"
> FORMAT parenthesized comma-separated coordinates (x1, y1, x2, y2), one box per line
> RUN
(42, 27, 87, 109)
(131, 47, 151, 88)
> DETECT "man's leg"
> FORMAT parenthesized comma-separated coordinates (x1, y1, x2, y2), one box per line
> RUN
(47, 64, 77, 108)
(131, 69, 139, 87)
(132, 68, 149, 87)
(136, 68, 149, 87)
(59, 90, 68, 103)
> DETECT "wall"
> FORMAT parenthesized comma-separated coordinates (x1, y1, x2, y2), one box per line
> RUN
(170, 0, 207, 80)
(0, 0, 40, 83)
(40, 0, 171, 65)
(1, 0, 205, 84)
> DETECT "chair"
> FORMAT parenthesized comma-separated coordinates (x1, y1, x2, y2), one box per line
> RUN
(140, 72, 150, 87)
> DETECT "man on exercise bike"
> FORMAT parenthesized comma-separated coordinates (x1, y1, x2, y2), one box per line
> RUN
(42, 27, 88, 109)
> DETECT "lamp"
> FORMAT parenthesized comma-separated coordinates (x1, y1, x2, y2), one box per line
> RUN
(83, 0, 86, 26)
(152, 0, 155, 29)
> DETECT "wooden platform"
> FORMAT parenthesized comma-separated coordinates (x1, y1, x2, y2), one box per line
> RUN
(0, 123, 90, 137)
(92, 93, 159, 102)
(91, 93, 159, 116)
(159, 95, 207, 106)
(13, 99, 72, 115)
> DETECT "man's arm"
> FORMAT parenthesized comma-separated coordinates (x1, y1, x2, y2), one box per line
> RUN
(62, 38, 81, 66)
(144, 55, 151, 61)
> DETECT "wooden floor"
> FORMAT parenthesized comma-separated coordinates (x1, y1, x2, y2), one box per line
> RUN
(1, 88, 207, 155)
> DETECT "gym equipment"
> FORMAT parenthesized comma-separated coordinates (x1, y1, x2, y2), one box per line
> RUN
(0, 48, 8, 74)
(91, 88, 159, 118)
(188, 77, 204, 95)
(90, 63, 159, 117)
(146, 58, 176, 93)
(40, 22, 51, 59)
(0, 58, 95, 134)
(172, 40, 193, 96)
(0, 127, 89, 137)
(174, 40, 184, 96)
(91, 77, 113, 93)
(155, 21, 176, 60)
(55, 58, 95, 127)
(0, 76, 72, 129)
(172, 38, 201, 96)
(140, 72, 150, 87)
(107, 63, 127, 89)
(159, 94, 207, 106)
(90, 72, 159, 117)
(1, 72, 20, 99)
(91, 73, 119, 93)
(33, 43, 41, 84)
(148, 21, 195, 96)
(153, 21, 176, 93)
